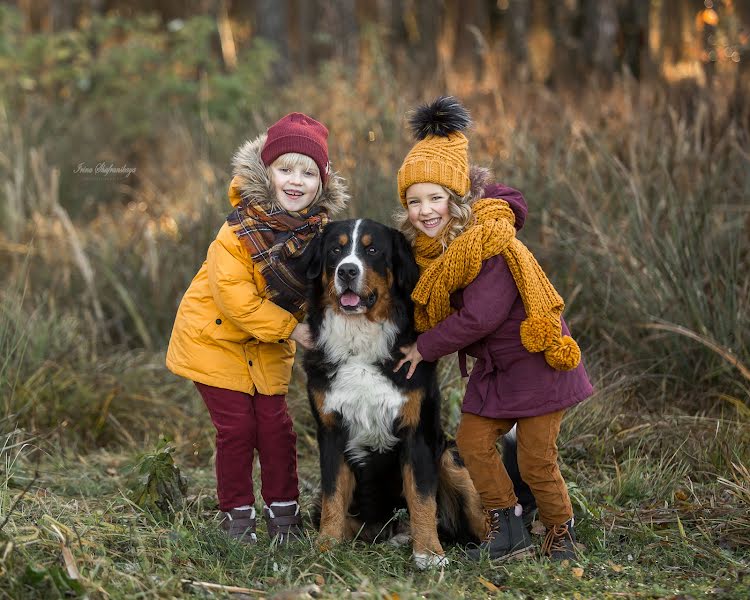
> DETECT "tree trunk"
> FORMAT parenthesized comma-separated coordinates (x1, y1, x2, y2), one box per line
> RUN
(391, 0, 442, 82)
(660, 0, 687, 64)
(440, 0, 489, 87)
(50, 0, 75, 31)
(255, 0, 290, 80)
(618, 0, 650, 80)
(582, 0, 618, 85)
(507, 0, 530, 82)
(548, 0, 583, 89)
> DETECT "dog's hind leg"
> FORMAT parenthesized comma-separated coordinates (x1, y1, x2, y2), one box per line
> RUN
(439, 448, 488, 541)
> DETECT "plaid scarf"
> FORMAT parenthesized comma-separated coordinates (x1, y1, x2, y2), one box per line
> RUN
(227, 197, 328, 318)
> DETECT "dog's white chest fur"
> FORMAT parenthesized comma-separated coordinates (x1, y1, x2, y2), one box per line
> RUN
(319, 310, 404, 461)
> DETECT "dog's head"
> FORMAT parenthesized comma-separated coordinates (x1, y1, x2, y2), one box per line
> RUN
(306, 219, 419, 322)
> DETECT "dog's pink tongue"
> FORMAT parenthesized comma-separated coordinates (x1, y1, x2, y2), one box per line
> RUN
(340, 292, 360, 307)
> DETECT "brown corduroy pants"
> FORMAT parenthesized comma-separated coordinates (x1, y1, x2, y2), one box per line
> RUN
(455, 409, 573, 527)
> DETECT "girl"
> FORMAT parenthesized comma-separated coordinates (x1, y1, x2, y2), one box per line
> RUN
(394, 97, 593, 561)
(167, 113, 348, 544)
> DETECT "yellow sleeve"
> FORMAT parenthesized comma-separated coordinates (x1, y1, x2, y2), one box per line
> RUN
(207, 228, 298, 343)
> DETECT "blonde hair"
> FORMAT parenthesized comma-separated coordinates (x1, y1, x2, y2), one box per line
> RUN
(394, 185, 474, 250)
(267, 152, 324, 209)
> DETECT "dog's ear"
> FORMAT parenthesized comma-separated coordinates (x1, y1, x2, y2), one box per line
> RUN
(305, 228, 325, 279)
(392, 229, 420, 295)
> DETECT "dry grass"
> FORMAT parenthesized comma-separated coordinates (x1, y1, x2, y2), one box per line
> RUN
(0, 14, 749, 598)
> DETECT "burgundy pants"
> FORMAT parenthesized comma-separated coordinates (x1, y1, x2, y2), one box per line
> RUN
(195, 382, 299, 511)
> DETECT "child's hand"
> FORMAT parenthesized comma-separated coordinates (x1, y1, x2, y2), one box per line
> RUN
(290, 323, 314, 349)
(393, 343, 423, 380)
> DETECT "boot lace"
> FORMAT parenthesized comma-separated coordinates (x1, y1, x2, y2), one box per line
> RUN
(541, 523, 573, 557)
(482, 509, 505, 542)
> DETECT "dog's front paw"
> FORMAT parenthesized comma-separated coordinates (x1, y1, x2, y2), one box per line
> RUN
(413, 552, 449, 570)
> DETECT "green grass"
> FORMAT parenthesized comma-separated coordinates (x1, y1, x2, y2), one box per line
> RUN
(1, 394, 748, 599)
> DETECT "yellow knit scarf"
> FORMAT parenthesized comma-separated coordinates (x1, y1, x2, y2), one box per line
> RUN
(412, 198, 581, 371)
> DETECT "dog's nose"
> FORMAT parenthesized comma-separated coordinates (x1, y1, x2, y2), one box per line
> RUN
(336, 263, 360, 283)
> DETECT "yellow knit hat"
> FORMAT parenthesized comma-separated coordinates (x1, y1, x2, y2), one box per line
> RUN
(397, 97, 472, 205)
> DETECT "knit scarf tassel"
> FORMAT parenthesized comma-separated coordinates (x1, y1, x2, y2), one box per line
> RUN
(412, 198, 581, 371)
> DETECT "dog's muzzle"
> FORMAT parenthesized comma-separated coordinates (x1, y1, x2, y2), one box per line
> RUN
(335, 262, 377, 312)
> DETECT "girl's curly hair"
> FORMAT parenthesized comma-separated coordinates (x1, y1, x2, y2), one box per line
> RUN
(393, 185, 474, 251)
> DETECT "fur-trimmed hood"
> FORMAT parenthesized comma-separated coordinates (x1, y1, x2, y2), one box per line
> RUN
(468, 165, 527, 231)
(228, 133, 349, 215)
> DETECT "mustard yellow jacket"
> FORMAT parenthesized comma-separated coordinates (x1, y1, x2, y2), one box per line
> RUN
(166, 133, 348, 395)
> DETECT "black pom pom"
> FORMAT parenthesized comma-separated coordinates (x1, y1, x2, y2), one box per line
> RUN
(408, 96, 471, 140)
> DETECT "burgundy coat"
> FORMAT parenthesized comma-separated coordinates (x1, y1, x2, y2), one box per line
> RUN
(415, 183, 593, 419)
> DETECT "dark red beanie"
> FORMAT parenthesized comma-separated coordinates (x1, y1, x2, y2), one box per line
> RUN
(261, 112, 330, 185)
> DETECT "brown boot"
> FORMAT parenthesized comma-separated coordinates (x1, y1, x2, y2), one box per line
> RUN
(263, 502, 303, 543)
(219, 508, 257, 544)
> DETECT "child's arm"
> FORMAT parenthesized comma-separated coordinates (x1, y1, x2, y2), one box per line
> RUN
(207, 234, 298, 343)
(416, 254, 517, 362)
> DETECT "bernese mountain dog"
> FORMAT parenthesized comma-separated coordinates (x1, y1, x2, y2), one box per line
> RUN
(303, 218, 487, 569)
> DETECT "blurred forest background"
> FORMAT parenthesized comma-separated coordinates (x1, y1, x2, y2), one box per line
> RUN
(0, 1, 749, 597)
(1, 0, 748, 441)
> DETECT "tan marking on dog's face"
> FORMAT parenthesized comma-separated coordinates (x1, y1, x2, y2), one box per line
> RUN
(364, 269, 392, 323)
(402, 464, 444, 556)
(319, 460, 355, 541)
(338, 233, 349, 246)
(399, 389, 423, 430)
(439, 449, 488, 539)
(312, 389, 337, 429)
(361, 233, 372, 246)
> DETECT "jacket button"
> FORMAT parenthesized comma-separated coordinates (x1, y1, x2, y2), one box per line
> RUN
(247, 360, 253, 366)
(215, 318, 222, 325)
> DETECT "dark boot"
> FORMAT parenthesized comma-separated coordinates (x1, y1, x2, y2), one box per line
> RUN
(219, 508, 257, 544)
(466, 507, 534, 561)
(541, 519, 577, 560)
(263, 502, 303, 543)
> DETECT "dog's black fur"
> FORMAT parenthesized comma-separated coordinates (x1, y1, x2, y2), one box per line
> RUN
(302, 219, 486, 566)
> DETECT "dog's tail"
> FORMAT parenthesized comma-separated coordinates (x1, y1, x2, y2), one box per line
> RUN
(436, 446, 487, 544)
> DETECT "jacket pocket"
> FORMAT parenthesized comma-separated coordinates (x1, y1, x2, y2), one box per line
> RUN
(250, 340, 295, 394)
(200, 316, 255, 344)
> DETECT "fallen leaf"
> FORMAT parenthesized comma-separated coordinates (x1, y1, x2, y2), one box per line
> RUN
(60, 545, 80, 580)
(571, 567, 584, 578)
(608, 561, 624, 573)
(477, 576, 499, 593)
(530, 520, 546, 536)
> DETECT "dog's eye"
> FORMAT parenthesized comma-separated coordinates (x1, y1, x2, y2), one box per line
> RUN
(330, 247, 341, 255)
(366, 247, 378, 255)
